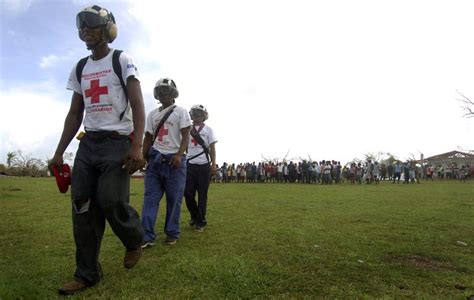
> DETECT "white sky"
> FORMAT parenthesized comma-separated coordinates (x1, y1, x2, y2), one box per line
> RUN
(1, 0, 473, 165)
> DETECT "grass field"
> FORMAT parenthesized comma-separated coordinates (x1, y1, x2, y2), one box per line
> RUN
(0, 177, 473, 299)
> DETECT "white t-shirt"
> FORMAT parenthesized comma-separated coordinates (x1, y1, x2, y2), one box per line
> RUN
(323, 165, 331, 174)
(145, 105, 191, 155)
(315, 165, 321, 174)
(67, 49, 139, 135)
(187, 124, 217, 165)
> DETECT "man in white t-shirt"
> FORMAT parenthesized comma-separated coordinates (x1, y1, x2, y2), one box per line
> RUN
(373, 161, 380, 183)
(48, 5, 146, 295)
(184, 105, 217, 232)
(141, 78, 191, 247)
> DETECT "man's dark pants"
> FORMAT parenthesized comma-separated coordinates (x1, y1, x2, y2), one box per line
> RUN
(393, 172, 401, 183)
(184, 163, 211, 227)
(71, 132, 144, 285)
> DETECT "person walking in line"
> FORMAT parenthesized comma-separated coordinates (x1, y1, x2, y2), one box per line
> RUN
(49, 5, 146, 295)
(184, 105, 217, 232)
(141, 78, 191, 248)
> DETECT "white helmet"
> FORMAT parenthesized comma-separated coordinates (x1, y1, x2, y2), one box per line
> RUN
(190, 104, 208, 121)
(154, 78, 179, 99)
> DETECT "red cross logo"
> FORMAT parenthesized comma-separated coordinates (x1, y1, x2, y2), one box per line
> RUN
(157, 127, 168, 142)
(85, 79, 108, 104)
(190, 125, 204, 146)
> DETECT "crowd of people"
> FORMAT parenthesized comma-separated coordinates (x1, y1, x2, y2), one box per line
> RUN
(212, 160, 472, 184)
(43, 4, 471, 296)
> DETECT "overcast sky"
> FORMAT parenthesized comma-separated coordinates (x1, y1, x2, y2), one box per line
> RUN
(1, 0, 473, 166)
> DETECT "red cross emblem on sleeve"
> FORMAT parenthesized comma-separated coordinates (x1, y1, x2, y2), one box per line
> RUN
(85, 79, 108, 104)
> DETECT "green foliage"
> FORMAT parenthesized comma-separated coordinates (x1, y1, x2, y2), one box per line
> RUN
(7, 151, 16, 168)
(0, 178, 473, 299)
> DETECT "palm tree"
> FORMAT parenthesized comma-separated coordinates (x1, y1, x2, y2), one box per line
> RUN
(7, 152, 16, 168)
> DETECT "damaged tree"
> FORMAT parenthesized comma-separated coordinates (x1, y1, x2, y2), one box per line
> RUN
(456, 90, 474, 118)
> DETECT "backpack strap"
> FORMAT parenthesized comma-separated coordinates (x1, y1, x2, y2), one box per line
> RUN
(153, 105, 176, 142)
(112, 50, 129, 121)
(75, 50, 129, 121)
(75, 56, 89, 85)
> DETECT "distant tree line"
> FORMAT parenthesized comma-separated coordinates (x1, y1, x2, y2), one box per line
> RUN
(0, 151, 74, 177)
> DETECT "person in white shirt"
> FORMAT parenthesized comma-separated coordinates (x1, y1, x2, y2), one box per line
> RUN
(373, 161, 380, 183)
(141, 78, 191, 247)
(49, 5, 146, 295)
(184, 105, 217, 232)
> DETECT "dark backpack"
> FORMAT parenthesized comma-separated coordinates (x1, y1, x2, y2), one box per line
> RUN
(75, 49, 128, 120)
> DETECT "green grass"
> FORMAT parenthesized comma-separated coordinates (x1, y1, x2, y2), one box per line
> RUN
(0, 178, 473, 299)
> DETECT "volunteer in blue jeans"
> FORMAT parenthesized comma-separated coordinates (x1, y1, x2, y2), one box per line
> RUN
(141, 78, 191, 247)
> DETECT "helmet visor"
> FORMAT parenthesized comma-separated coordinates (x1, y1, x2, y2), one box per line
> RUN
(76, 11, 107, 29)
(190, 109, 205, 119)
(154, 86, 172, 96)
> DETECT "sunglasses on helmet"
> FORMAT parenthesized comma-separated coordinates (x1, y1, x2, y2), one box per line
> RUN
(76, 11, 108, 29)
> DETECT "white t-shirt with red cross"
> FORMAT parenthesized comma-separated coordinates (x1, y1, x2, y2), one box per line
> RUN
(187, 124, 217, 165)
(66, 49, 139, 135)
(145, 105, 191, 155)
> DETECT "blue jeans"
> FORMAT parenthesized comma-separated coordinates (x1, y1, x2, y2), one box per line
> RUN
(141, 148, 187, 241)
